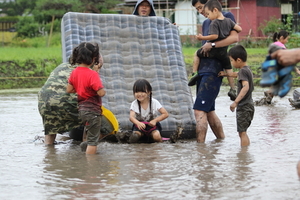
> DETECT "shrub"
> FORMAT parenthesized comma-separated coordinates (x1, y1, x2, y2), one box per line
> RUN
(16, 16, 40, 38)
(258, 16, 285, 37)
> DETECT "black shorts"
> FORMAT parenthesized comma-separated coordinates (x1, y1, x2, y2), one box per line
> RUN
(132, 122, 162, 136)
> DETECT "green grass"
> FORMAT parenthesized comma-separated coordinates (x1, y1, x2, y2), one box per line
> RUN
(0, 46, 62, 62)
(1, 45, 300, 88)
(182, 47, 267, 58)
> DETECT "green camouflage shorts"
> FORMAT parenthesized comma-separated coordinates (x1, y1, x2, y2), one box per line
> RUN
(236, 103, 254, 133)
(38, 63, 82, 135)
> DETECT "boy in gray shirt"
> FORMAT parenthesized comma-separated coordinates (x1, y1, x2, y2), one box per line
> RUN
(219, 44, 254, 147)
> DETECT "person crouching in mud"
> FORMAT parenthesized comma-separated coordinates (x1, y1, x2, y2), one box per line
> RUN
(129, 79, 169, 143)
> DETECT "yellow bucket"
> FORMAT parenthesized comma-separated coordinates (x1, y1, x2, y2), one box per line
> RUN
(101, 106, 119, 135)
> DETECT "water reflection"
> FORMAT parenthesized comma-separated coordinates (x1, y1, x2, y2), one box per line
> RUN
(42, 144, 122, 199)
(1, 88, 300, 200)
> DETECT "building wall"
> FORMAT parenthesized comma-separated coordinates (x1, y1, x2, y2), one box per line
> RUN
(256, 6, 281, 37)
(229, 0, 257, 38)
(175, 1, 205, 36)
(122, 0, 282, 37)
(229, 0, 281, 38)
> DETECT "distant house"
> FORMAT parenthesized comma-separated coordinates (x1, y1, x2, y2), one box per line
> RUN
(228, 0, 280, 37)
(121, 0, 297, 38)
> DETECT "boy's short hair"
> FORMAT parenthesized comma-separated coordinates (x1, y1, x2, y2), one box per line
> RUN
(228, 44, 247, 62)
(204, 0, 222, 12)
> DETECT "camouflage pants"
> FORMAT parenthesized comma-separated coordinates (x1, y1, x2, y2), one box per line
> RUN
(38, 63, 82, 135)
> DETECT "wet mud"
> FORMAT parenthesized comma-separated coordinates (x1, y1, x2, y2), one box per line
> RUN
(0, 87, 300, 199)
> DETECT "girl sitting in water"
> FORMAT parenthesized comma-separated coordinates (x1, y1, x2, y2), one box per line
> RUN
(129, 79, 169, 143)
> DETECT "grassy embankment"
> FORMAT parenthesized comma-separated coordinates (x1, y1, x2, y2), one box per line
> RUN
(1, 46, 299, 89)
(0, 46, 62, 89)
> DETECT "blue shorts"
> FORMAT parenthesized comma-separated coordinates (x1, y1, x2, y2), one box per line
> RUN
(193, 73, 223, 113)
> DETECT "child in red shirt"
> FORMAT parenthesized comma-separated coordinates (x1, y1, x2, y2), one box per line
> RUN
(67, 42, 106, 154)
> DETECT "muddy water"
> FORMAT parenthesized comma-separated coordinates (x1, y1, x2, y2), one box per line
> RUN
(0, 87, 299, 200)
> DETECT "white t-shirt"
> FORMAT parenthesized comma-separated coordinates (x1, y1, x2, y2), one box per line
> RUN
(130, 98, 162, 121)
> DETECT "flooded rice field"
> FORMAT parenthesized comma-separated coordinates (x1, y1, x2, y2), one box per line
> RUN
(0, 87, 299, 200)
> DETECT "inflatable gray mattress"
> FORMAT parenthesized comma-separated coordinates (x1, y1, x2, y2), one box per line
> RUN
(61, 12, 196, 138)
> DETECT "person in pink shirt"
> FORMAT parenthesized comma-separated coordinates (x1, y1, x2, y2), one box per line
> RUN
(272, 30, 289, 49)
(263, 30, 289, 103)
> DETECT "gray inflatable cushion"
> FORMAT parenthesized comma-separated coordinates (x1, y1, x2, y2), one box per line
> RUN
(61, 12, 196, 138)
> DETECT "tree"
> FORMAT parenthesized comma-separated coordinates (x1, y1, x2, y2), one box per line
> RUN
(11, 0, 123, 40)
(34, 0, 82, 47)
(78, 0, 122, 13)
(0, 0, 37, 16)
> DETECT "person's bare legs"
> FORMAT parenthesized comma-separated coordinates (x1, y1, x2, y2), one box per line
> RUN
(192, 51, 200, 74)
(297, 160, 300, 178)
(207, 111, 225, 139)
(129, 131, 141, 143)
(45, 134, 56, 145)
(81, 127, 105, 154)
(194, 110, 208, 143)
(82, 127, 87, 141)
(239, 131, 250, 147)
(152, 130, 162, 142)
(86, 145, 97, 154)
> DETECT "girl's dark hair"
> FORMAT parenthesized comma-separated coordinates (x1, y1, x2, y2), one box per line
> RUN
(228, 44, 247, 62)
(273, 30, 289, 42)
(133, 79, 153, 114)
(70, 42, 100, 66)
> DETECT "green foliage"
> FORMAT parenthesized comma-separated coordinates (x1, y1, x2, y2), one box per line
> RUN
(77, 0, 118, 13)
(0, 59, 60, 89)
(239, 37, 272, 48)
(0, 0, 37, 16)
(0, 16, 18, 22)
(15, 16, 40, 38)
(33, 0, 82, 23)
(258, 16, 285, 37)
(258, 14, 294, 37)
(283, 14, 293, 33)
(287, 34, 300, 48)
(15, 15, 61, 38)
(43, 19, 61, 34)
(1, 0, 124, 39)
(0, 46, 61, 89)
(96, 0, 123, 13)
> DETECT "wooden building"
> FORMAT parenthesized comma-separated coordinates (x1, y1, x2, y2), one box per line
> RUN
(121, 0, 298, 38)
